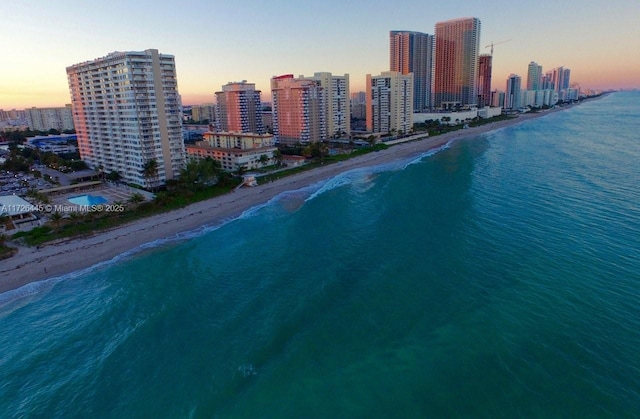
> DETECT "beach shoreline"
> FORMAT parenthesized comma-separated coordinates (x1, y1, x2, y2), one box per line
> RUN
(0, 102, 591, 295)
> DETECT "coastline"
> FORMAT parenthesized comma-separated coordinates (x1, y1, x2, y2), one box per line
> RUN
(0, 103, 588, 295)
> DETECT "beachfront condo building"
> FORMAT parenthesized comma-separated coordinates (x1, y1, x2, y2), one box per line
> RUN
(433, 17, 481, 109)
(24, 105, 75, 132)
(505, 74, 522, 109)
(270, 74, 326, 146)
(186, 132, 276, 172)
(365, 71, 414, 135)
(214, 81, 264, 134)
(477, 54, 492, 108)
(390, 30, 434, 112)
(301, 72, 350, 138)
(66, 49, 185, 189)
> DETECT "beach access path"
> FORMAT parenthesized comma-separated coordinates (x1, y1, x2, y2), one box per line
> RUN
(0, 106, 578, 294)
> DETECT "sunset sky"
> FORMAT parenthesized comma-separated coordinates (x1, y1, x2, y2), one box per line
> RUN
(1, 0, 638, 109)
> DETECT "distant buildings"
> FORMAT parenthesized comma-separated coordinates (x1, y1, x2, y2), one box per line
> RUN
(350, 91, 366, 121)
(66, 49, 185, 188)
(271, 74, 326, 146)
(215, 81, 264, 134)
(433, 17, 481, 109)
(390, 30, 434, 112)
(505, 74, 522, 109)
(186, 132, 276, 172)
(527, 61, 543, 91)
(24, 105, 75, 131)
(366, 71, 413, 134)
(191, 103, 215, 123)
(26, 134, 78, 154)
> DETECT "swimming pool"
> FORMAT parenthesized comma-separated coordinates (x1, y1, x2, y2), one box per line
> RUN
(68, 194, 108, 206)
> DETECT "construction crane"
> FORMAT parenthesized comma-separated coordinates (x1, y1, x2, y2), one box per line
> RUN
(485, 39, 512, 56)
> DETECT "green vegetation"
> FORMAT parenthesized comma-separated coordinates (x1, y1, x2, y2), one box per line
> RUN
(11, 158, 235, 246)
(258, 143, 388, 184)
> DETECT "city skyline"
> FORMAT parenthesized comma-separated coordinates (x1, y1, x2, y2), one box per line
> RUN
(1, 0, 638, 109)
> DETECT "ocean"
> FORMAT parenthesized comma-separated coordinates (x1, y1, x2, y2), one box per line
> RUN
(1, 91, 639, 417)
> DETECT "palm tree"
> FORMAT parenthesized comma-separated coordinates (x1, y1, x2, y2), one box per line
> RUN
(50, 211, 63, 231)
(142, 159, 159, 192)
(258, 154, 269, 168)
(235, 164, 247, 177)
(128, 192, 144, 206)
(273, 149, 283, 167)
(97, 164, 105, 182)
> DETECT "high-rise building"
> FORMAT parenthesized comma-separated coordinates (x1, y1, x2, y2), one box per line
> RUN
(191, 103, 215, 123)
(24, 105, 75, 131)
(477, 54, 492, 108)
(527, 61, 543, 91)
(433, 17, 481, 109)
(562, 68, 571, 90)
(390, 30, 434, 112)
(270, 74, 325, 146)
(505, 74, 522, 109)
(304, 72, 350, 137)
(215, 81, 264, 134)
(66, 49, 185, 188)
(547, 66, 570, 93)
(366, 71, 413, 135)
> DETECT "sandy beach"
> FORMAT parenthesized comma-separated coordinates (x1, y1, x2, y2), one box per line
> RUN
(0, 106, 576, 294)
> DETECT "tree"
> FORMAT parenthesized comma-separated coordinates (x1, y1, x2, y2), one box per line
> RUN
(50, 211, 63, 231)
(97, 164, 105, 181)
(179, 158, 222, 190)
(258, 154, 269, 167)
(235, 164, 247, 177)
(273, 149, 283, 167)
(106, 170, 122, 182)
(142, 159, 159, 192)
(128, 192, 144, 206)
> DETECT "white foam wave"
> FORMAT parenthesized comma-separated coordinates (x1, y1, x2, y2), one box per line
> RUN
(0, 139, 459, 307)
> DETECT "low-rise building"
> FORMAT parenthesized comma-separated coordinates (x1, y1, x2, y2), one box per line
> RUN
(186, 132, 276, 172)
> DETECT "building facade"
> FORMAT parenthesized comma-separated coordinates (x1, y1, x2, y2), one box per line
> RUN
(477, 54, 492, 108)
(215, 81, 264, 134)
(24, 105, 75, 132)
(271, 74, 326, 146)
(366, 71, 414, 135)
(433, 17, 481, 109)
(66, 49, 185, 188)
(186, 132, 276, 172)
(302, 72, 350, 138)
(191, 103, 215, 123)
(527, 61, 543, 91)
(390, 30, 434, 112)
(505, 74, 522, 109)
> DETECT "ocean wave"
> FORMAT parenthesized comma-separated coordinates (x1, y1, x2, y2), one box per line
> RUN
(0, 140, 460, 307)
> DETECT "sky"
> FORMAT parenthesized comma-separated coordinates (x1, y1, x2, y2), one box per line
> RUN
(1, 0, 638, 109)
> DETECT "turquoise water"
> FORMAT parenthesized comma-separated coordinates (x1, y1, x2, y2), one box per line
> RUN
(68, 194, 108, 206)
(1, 92, 639, 417)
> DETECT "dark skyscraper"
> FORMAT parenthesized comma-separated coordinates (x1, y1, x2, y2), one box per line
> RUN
(390, 30, 434, 112)
(477, 54, 492, 107)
